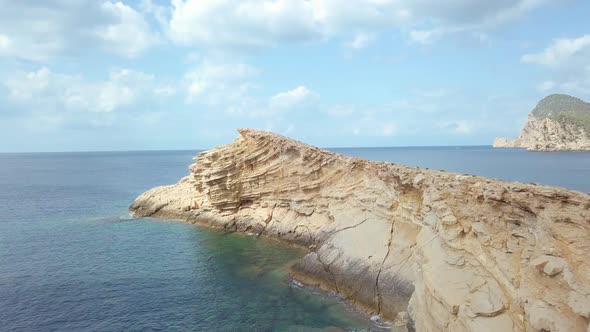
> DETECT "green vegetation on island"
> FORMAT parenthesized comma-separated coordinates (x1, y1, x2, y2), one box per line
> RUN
(532, 94, 590, 133)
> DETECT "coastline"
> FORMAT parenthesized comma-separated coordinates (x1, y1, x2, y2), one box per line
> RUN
(137, 214, 390, 330)
(130, 129, 590, 331)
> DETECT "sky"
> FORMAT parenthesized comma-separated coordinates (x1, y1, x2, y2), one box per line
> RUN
(1, 0, 589, 152)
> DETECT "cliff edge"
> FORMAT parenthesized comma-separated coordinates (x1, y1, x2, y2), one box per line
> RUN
(494, 94, 590, 151)
(131, 129, 590, 331)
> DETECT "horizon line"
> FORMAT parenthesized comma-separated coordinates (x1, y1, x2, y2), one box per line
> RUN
(0, 144, 495, 154)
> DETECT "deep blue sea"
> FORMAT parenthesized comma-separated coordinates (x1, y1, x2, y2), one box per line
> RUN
(1, 147, 589, 331)
(331, 146, 590, 193)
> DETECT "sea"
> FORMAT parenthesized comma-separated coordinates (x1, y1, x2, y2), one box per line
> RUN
(1, 146, 588, 331)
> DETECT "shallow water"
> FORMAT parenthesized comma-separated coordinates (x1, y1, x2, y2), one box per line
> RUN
(1, 147, 588, 331)
(0, 151, 370, 331)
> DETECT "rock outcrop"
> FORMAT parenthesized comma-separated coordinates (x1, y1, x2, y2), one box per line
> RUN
(494, 94, 590, 151)
(131, 129, 590, 331)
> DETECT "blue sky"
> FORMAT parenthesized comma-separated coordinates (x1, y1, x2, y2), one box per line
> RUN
(1, 0, 589, 152)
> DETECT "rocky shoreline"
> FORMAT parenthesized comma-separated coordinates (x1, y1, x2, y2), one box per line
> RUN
(493, 115, 590, 151)
(131, 129, 590, 331)
(494, 94, 590, 151)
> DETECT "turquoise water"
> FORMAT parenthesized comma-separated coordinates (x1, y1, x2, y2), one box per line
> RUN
(0, 151, 370, 331)
(1, 147, 588, 331)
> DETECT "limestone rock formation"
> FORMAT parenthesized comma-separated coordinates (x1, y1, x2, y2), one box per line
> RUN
(494, 94, 590, 151)
(131, 129, 590, 331)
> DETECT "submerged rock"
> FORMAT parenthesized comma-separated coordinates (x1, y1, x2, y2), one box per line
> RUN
(130, 128, 590, 331)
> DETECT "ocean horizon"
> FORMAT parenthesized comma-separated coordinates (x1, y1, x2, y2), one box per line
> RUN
(1, 147, 589, 331)
(2, 145, 587, 191)
(0, 144, 494, 154)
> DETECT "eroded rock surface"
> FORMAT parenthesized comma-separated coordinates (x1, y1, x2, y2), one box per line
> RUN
(131, 128, 590, 331)
(494, 94, 590, 151)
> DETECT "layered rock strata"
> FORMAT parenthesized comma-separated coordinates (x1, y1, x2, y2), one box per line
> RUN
(131, 129, 590, 331)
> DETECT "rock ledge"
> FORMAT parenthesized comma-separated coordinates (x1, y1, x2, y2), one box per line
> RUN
(131, 128, 590, 331)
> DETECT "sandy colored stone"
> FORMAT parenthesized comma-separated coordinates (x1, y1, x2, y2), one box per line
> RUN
(130, 128, 590, 331)
(569, 291, 590, 319)
(413, 173, 425, 186)
(391, 311, 409, 332)
(441, 214, 458, 226)
(531, 255, 566, 276)
(465, 286, 506, 318)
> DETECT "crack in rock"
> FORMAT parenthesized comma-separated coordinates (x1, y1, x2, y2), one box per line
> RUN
(325, 217, 369, 238)
(316, 249, 340, 294)
(257, 204, 276, 237)
(375, 218, 396, 314)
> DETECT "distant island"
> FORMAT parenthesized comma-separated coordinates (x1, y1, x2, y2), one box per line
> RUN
(494, 94, 590, 151)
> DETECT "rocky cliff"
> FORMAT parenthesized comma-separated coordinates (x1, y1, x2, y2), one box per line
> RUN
(131, 129, 590, 331)
(494, 94, 590, 151)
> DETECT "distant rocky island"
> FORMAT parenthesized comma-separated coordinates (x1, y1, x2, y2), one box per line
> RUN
(131, 129, 590, 332)
(494, 94, 590, 151)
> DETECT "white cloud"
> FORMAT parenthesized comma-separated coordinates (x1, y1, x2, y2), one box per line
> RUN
(380, 123, 397, 137)
(182, 61, 317, 118)
(165, 0, 548, 50)
(453, 121, 475, 135)
(0, 0, 553, 63)
(523, 34, 590, 99)
(0, 34, 11, 50)
(0, 0, 159, 61)
(92, 69, 151, 112)
(347, 32, 375, 49)
(154, 85, 177, 97)
(437, 120, 478, 135)
(0, 0, 553, 61)
(184, 61, 259, 105)
(169, 0, 320, 49)
(95, 1, 161, 58)
(140, 0, 172, 29)
(269, 86, 317, 109)
(242, 86, 320, 118)
(410, 29, 444, 45)
(5, 67, 52, 100)
(559, 76, 590, 97)
(522, 35, 590, 67)
(3, 67, 173, 114)
(408, 0, 547, 25)
(537, 80, 556, 92)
